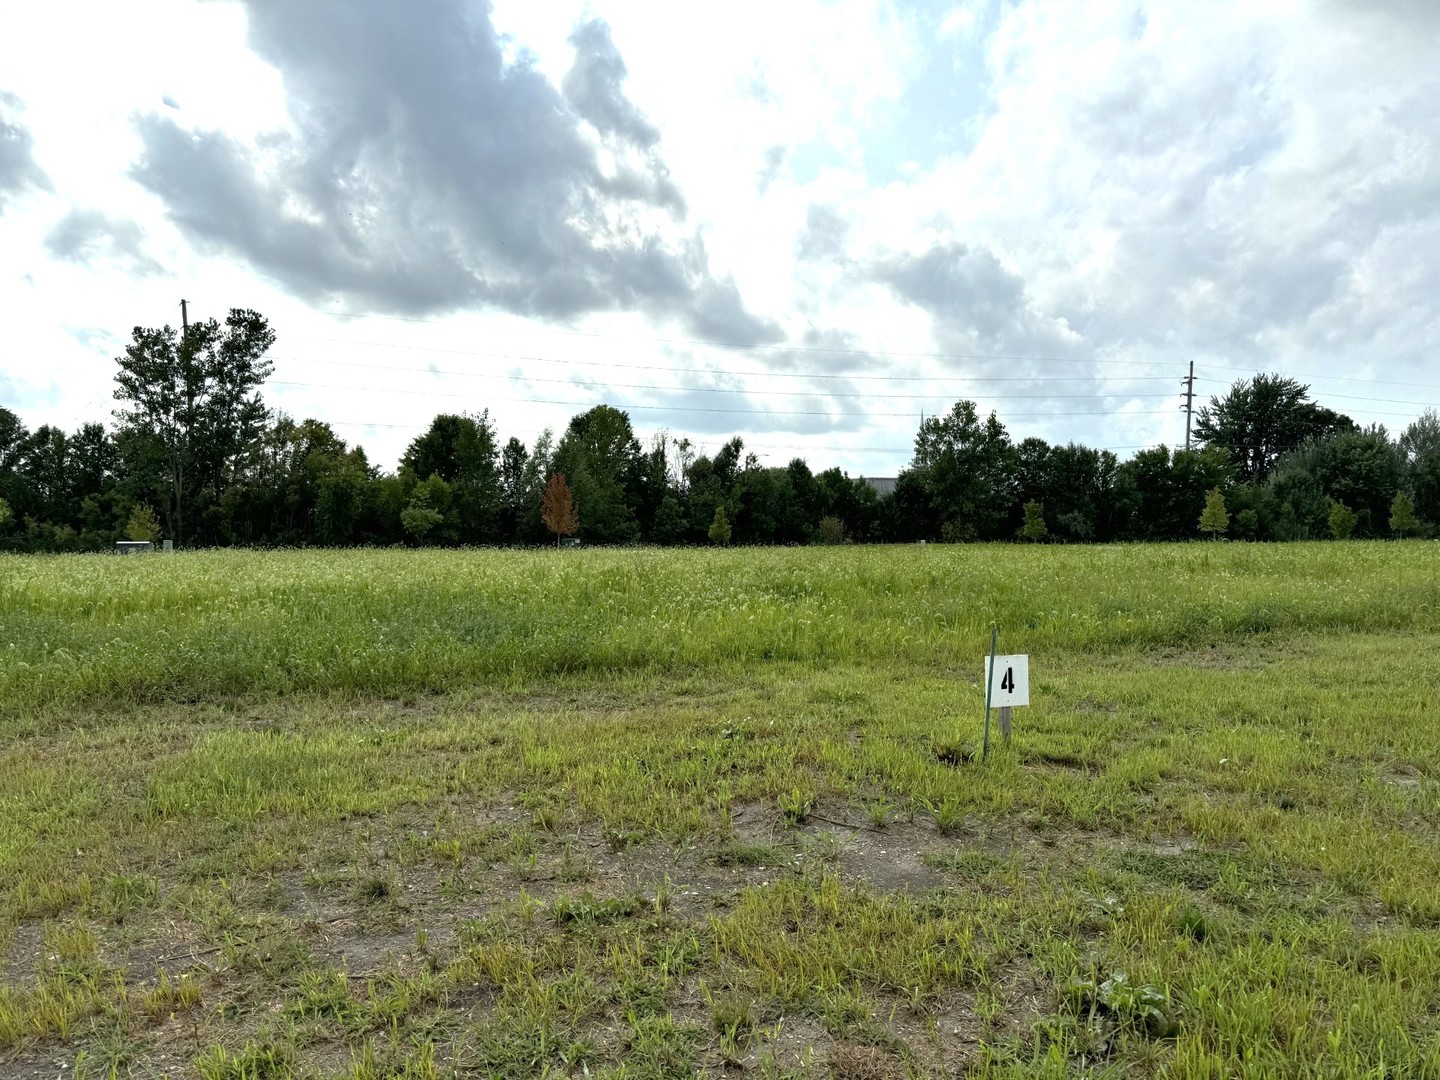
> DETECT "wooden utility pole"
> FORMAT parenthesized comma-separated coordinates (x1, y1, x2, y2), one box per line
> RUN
(1181, 361, 1196, 451)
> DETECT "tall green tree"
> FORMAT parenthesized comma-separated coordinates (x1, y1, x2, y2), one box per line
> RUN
(399, 412, 501, 543)
(552, 405, 642, 544)
(1399, 410, 1440, 528)
(1267, 427, 1401, 538)
(499, 436, 529, 543)
(1195, 374, 1354, 482)
(112, 308, 276, 544)
(1114, 446, 1232, 540)
(904, 400, 1015, 540)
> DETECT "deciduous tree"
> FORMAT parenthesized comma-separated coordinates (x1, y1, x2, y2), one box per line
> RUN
(541, 472, 579, 547)
(113, 308, 275, 545)
(1196, 375, 1353, 482)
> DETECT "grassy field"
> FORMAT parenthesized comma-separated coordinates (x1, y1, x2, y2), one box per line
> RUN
(1, 542, 1438, 1078)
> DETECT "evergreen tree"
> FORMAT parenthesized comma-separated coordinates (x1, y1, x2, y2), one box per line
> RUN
(1328, 500, 1358, 540)
(124, 504, 162, 542)
(1198, 488, 1229, 537)
(708, 505, 731, 545)
(1020, 501, 1048, 542)
(1389, 492, 1422, 538)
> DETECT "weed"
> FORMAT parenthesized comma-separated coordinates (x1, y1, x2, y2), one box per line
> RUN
(927, 796, 967, 835)
(195, 1042, 294, 1080)
(780, 788, 815, 826)
(713, 840, 788, 868)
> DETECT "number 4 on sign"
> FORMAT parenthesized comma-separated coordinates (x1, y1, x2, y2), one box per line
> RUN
(984, 654, 1029, 747)
(985, 655, 1029, 707)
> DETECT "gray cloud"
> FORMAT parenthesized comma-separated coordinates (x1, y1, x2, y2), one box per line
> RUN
(563, 20, 660, 151)
(44, 209, 162, 276)
(624, 383, 870, 438)
(129, 1, 774, 342)
(0, 92, 48, 212)
(876, 242, 1063, 351)
(796, 204, 850, 261)
(756, 145, 786, 193)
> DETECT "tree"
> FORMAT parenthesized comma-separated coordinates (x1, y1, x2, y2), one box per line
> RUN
(1115, 445, 1232, 540)
(815, 515, 846, 545)
(1390, 492, 1423, 538)
(1198, 488, 1229, 538)
(1195, 374, 1354, 483)
(400, 413, 501, 543)
(1328, 500, 1358, 540)
(1020, 501, 1048, 542)
(0, 497, 10, 528)
(541, 473, 579, 547)
(125, 504, 161, 542)
(517, 429, 555, 545)
(400, 478, 449, 545)
(113, 308, 276, 544)
(708, 505, 731, 545)
(552, 405, 641, 544)
(652, 494, 686, 545)
(499, 436, 529, 543)
(1399, 410, 1440, 528)
(905, 400, 1016, 540)
(1267, 427, 1401, 539)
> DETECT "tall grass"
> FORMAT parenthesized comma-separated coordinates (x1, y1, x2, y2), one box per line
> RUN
(1, 542, 1434, 714)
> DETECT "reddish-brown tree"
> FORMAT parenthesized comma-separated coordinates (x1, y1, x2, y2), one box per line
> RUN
(541, 472, 579, 547)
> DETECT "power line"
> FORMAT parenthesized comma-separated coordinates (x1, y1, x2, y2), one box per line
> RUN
(314, 416, 1155, 456)
(306, 309, 1110, 364)
(267, 379, 1183, 419)
(264, 356, 1179, 403)
(1193, 378, 1440, 408)
(282, 335, 1177, 382)
(298, 308, 1440, 390)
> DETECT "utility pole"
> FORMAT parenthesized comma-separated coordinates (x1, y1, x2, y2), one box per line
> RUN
(1180, 360, 1195, 452)
(180, 298, 188, 333)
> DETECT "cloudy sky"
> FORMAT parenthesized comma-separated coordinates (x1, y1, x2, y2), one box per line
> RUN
(2, 0, 1438, 476)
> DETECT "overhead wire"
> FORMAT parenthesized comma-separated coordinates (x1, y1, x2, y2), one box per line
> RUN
(268, 379, 1183, 419)
(264, 355, 1182, 403)
(298, 306, 1440, 391)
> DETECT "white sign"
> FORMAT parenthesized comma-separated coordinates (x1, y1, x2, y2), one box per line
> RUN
(984, 654, 1030, 707)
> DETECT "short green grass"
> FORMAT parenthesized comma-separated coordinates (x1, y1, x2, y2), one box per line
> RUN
(0, 542, 1437, 1077)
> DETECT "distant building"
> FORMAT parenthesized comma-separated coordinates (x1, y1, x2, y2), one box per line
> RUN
(863, 477, 897, 497)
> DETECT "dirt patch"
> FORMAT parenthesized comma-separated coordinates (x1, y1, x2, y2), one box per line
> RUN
(0, 923, 41, 984)
(1382, 764, 1423, 789)
(828, 1041, 905, 1079)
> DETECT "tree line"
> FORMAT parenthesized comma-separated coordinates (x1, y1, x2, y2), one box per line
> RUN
(1, 309, 1437, 551)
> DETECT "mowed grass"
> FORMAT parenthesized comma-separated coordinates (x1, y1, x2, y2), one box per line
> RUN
(0, 542, 1437, 1077)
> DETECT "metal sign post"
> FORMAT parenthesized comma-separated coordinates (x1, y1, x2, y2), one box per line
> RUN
(982, 626, 998, 760)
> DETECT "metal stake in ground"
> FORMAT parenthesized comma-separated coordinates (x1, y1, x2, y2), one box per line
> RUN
(982, 625, 998, 760)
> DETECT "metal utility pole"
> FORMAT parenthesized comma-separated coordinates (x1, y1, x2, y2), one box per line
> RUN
(1180, 361, 1196, 451)
(180, 298, 188, 333)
